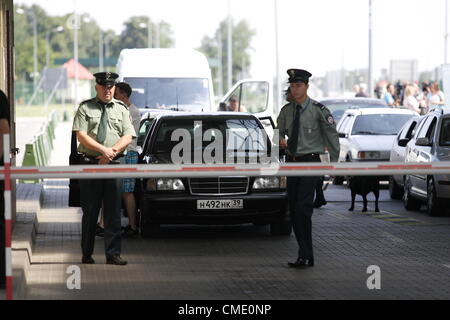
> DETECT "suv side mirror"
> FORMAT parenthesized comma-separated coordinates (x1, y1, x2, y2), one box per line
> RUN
(398, 138, 409, 147)
(416, 137, 432, 146)
(219, 102, 227, 111)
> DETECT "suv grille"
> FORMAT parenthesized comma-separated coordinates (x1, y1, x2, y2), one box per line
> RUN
(189, 177, 249, 195)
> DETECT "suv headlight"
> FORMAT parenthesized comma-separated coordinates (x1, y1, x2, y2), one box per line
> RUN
(252, 176, 286, 190)
(146, 178, 185, 191)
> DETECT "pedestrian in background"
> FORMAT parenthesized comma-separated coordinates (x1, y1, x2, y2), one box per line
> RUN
(384, 83, 397, 107)
(355, 83, 369, 97)
(403, 84, 421, 114)
(277, 69, 340, 268)
(114, 82, 141, 237)
(72, 72, 136, 265)
(427, 81, 445, 108)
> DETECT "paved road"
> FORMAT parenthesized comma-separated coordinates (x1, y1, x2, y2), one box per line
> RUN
(24, 180, 450, 300)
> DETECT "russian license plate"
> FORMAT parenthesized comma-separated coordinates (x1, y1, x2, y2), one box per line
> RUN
(197, 199, 243, 210)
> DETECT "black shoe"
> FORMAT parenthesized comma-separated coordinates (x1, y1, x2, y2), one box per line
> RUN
(95, 224, 104, 237)
(106, 255, 127, 266)
(122, 225, 139, 237)
(314, 199, 327, 208)
(82, 256, 95, 264)
(288, 257, 314, 268)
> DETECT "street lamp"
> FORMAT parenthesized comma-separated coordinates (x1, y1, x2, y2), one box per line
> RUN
(139, 19, 152, 48)
(16, 8, 38, 87)
(45, 26, 64, 69)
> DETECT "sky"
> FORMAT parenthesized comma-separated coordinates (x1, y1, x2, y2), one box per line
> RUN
(15, 0, 450, 81)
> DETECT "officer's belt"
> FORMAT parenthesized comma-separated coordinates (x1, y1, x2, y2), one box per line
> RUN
(286, 153, 320, 162)
(80, 154, 124, 165)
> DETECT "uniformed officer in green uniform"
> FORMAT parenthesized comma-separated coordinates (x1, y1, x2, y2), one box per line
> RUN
(72, 72, 136, 265)
(277, 69, 340, 268)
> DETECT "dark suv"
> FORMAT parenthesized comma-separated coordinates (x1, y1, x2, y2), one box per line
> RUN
(136, 112, 291, 236)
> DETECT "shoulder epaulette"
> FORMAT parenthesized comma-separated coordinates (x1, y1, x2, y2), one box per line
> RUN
(114, 99, 128, 109)
(79, 98, 94, 107)
(312, 101, 326, 110)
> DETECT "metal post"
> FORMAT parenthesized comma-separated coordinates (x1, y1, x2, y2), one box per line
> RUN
(446, 0, 448, 64)
(99, 30, 104, 70)
(148, 18, 152, 48)
(45, 31, 50, 70)
(73, 0, 79, 105)
(274, 0, 281, 114)
(154, 1, 160, 48)
(32, 11, 38, 90)
(217, 31, 223, 97)
(368, 0, 373, 98)
(227, 0, 232, 91)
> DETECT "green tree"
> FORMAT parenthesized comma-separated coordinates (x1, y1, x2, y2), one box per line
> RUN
(110, 16, 174, 57)
(198, 18, 256, 94)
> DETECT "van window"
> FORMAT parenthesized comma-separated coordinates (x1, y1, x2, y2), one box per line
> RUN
(125, 77, 211, 112)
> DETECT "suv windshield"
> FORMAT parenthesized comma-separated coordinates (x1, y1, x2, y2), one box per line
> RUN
(124, 77, 210, 112)
(351, 114, 414, 135)
(152, 117, 269, 155)
(439, 117, 450, 146)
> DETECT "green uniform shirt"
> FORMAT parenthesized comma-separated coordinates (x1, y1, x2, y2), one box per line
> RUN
(277, 97, 340, 162)
(72, 97, 136, 157)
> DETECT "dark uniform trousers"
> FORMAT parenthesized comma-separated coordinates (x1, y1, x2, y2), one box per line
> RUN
(79, 157, 123, 258)
(286, 153, 321, 260)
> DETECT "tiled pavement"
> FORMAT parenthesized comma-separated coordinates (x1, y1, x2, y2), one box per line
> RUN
(23, 179, 450, 300)
(9, 118, 450, 300)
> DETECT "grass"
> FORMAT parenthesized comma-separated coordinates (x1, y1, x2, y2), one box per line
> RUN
(16, 103, 75, 119)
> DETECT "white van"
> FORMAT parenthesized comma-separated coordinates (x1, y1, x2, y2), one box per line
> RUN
(117, 48, 215, 112)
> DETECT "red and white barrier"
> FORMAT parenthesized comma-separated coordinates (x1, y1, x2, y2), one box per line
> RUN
(3, 134, 12, 300)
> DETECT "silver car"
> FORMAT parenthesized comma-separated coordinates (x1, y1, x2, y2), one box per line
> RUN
(403, 107, 450, 216)
(334, 108, 418, 184)
(389, 115, 424, 199)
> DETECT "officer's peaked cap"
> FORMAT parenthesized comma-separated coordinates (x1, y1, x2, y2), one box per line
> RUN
(287, 69, 312, 83)
(94, 72, 119, 86)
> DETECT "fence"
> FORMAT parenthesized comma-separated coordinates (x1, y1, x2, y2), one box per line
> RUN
(20, 112, 58, 183)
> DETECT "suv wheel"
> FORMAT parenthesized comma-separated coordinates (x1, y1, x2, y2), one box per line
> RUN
(270, 219, 292, 236)
(333, 176, 344, 185)
(403, 176, 421, 211)
(389, 176, 403, 200)
(427, 178, 445, 217)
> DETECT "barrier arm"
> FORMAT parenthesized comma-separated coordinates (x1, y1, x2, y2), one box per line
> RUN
(3, 134, 12, 300)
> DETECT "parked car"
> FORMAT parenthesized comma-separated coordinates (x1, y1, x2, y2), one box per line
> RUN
(320, 97, 388, 123)
(388, 116, 424, 199)
(136, 112, 291, 237)
(403, 107, 450, 216)
(334, 107, 417, 185)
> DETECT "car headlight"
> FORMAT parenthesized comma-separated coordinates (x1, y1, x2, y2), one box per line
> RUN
(146, 178, 185, 191)
(252, 176, 286, 190)
(357, 151, 381, 160)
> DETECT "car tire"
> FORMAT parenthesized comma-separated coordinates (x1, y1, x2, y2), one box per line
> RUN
(427, 177, 445, 217)
(139, 199, 160, 238)
(403, 176, 421, 211)
(333, 176, 344, 185)
(270, 219, 292, 236)
(140, 223, 160, 238)
(389, 176, 403, 200)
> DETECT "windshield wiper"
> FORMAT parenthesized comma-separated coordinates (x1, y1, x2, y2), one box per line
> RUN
(353, 130, 378, 135)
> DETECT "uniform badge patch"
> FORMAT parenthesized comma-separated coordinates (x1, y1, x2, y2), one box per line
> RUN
(327, 115, 334, 124)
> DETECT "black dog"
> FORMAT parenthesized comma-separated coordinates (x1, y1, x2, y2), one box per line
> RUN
(348, 176, 380, 212)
